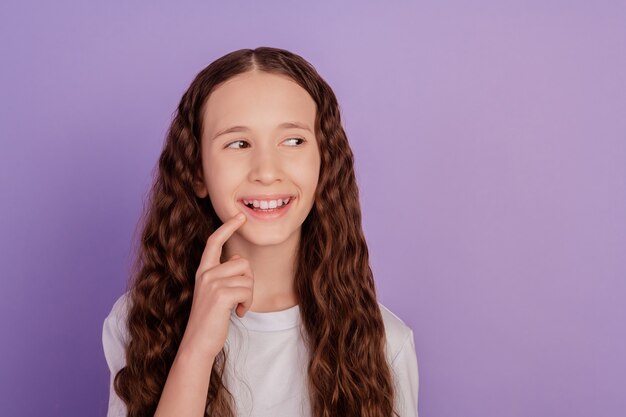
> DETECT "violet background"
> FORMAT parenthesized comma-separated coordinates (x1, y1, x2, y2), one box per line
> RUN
(1, 1, 625, 416)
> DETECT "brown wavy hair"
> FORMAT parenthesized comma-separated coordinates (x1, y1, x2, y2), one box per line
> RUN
(114, 46, 398, 417)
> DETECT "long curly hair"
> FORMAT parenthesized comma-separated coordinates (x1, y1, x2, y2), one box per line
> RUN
(114, 46, 398, 417)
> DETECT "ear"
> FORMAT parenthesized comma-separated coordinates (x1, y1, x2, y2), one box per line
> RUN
(193, 182, 208, 198)
(192, 172, 208, 198)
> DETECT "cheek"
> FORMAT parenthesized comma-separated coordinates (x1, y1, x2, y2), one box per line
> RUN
(296, 156, 321, 194)
(205, 160, 239, 202)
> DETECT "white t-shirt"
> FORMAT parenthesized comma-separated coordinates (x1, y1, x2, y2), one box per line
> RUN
(102, 292, 419, 417)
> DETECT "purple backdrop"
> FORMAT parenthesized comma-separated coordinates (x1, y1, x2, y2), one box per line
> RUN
(1, 1, 624, 416)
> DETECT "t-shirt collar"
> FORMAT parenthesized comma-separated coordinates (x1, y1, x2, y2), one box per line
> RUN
(230, 303, 301, 331)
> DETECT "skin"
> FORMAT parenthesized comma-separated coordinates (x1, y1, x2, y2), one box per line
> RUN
(193, 70, 321, 313)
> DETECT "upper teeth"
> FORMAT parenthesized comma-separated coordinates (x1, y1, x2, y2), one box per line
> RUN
(242, 197, 291, 209)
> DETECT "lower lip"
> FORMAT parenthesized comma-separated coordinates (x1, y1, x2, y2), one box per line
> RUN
(239, 198, 295, 221)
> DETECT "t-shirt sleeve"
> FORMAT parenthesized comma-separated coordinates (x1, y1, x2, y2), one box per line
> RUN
(391, 329, 419, 417)
(102, 294, 130, 417)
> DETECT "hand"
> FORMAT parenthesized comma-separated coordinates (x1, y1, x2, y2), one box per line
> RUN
(179, 212, 254, 359)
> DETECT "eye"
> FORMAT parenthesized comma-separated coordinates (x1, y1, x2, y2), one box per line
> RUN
(225, 137, 306, 149)
(284, 137, 306, 146)
(225, 140, 250, 149)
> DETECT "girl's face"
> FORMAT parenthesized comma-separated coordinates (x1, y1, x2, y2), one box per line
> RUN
(194, 71, 321, 246)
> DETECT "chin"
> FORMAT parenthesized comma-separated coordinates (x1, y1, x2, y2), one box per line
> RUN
(242, 227, 297, 246)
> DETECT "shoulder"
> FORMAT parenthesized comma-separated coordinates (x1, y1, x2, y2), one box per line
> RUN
(104, 291, 132, 333)
(377, 301, 414, 364)
(102, 291, 132, 372)
(378, 302, 420, 416)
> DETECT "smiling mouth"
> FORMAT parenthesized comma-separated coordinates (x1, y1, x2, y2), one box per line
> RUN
(236, 198, 295, 221)
(240, 196, 294, 211)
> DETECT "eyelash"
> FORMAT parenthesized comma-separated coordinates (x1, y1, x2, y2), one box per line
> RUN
(225, 137, 306, 149)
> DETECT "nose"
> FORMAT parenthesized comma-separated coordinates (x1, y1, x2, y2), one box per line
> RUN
(248, 145, 283, 184)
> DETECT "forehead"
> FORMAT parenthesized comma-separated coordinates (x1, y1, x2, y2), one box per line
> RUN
(202, 71, 317, 137)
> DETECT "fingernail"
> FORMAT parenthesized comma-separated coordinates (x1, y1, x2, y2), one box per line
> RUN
(237, 212, 245, 220)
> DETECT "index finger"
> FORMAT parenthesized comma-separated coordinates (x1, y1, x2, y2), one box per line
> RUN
(197, 212, 246, 274)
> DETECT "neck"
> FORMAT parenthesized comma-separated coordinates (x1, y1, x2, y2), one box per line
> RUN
(222, 227, 300, 313)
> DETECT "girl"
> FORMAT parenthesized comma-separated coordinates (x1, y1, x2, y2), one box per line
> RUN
(102, 46, 419, 417)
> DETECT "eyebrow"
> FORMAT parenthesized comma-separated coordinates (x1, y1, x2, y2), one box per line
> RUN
(212, 121, 313, 141)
